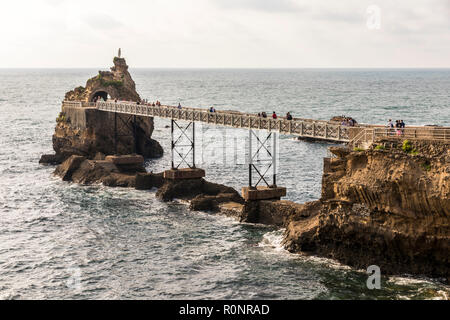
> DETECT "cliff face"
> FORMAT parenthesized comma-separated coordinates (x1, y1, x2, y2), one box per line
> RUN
(40, 56, 163, 164)
(283, 140, 450, 280)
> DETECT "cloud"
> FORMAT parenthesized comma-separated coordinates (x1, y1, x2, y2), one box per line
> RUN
(213, 0, 303, 12)
(82, 13, 123, 30)
(1, 0, 449, 67)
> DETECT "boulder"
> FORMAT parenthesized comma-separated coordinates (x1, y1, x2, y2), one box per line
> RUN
(102, 173, 136, 188)
(156, 178, 204, 201)
(71, 160, 119, 184)
(190, 192, 243, 212)
(135, 172, 164, 190)
(156, 178, 243, 203)
(54, 155, 86, 181)
(39, 154, 63, 165)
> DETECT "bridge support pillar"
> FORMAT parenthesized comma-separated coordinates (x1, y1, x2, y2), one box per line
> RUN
(164, 119, 205, 180)
(242, 129, 286, 201)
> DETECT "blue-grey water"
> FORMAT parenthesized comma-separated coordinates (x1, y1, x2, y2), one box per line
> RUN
(0, 68, 449, 299)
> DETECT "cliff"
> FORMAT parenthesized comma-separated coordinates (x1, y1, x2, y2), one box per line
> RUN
(283, 140, 450, 281)
(40, 56, 162, 164)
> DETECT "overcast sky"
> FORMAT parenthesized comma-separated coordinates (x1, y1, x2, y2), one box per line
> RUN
(1, 0, 449, 68)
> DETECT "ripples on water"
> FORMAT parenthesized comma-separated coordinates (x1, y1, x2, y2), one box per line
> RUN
(0, 69, 449, 299)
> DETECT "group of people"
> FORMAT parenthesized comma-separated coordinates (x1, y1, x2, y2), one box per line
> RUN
(257, 111, 293, 120)
(138, 99, 161, 107)
(387, 119, 406, 136)
(340, 117, 357, 127)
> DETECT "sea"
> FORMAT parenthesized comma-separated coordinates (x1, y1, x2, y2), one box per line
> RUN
(0, 68, 449, 299)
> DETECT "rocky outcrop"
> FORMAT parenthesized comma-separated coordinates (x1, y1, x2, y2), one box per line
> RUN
(64, 57, 140, 103)
(40, 56, 163, 164)
(55, 154, 147, 188)
(156, 178, 244, 211)
(283, 140, 450, 281)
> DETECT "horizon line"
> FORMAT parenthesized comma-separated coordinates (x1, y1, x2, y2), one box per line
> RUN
(1, 66, 450, 70)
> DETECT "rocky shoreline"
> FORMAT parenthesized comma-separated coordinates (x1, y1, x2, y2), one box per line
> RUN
(48, 139, 449, 283)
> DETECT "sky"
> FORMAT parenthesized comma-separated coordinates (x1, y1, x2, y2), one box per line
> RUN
(1, 0, 449, 68)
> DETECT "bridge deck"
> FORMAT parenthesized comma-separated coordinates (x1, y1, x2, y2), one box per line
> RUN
(63, 101, 351, 143)
(63, 100, 450, 146)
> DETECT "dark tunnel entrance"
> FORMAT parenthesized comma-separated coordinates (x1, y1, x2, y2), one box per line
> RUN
(91, 91, 109, 102)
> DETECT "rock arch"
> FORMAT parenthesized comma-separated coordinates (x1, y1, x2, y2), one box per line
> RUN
(91, 91, 109, 102)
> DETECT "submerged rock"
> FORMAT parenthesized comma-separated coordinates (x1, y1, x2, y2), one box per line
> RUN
(156, 178, 242, 207)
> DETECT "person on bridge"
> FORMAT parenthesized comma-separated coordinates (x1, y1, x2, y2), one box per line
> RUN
(286, 112, 293, 120)
(272, 112, 277, 119)
(261, 112, 267, 118)
(387, 119, 394, 135)
(178, 103, 182, 109)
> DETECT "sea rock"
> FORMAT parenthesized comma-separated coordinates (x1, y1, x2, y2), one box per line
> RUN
(53, 154, 146, 187)
(39, 153, 64, 165)
(45, 56, 163, 164)
(135, 172, 164, 190)
(54, 155, 86, 181)
(64, 57, 140, 102)
(156, 178, 243, 205)
(71, 160, 120, 185)
(190, 192, 243, 212)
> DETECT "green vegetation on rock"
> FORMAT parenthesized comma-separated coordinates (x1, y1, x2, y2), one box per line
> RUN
(56, 112, 68, 123)
(421, 161, 432, 171)
(402, 139, 418, 155)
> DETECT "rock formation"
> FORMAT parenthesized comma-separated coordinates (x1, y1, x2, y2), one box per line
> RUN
(64, 57, 140, 103)
(55, 154, 147, 187)
(282, 140, 450, 281)
(40, 56, 163, 164)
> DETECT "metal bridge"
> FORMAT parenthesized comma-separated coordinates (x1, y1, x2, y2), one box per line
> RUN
(62, 100, 449, 200)
(63, 100, 351, 143)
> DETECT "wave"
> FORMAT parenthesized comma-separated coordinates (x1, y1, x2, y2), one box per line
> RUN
(258, 229, 286, 252)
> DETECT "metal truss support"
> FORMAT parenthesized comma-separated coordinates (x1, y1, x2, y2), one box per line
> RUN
(248, 129, 277, 188)
(133, 115, 137, 154)
(171, 119, 196, 169)
(113, 113, 137, 155)
(114, 112, 118, 154)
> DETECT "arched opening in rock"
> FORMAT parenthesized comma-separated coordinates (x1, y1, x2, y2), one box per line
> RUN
(91, 91, 109, 102)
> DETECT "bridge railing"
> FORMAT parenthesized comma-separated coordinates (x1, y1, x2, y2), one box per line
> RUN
(350, 127, 450, 149)
(374, 127, 450, 141)
(88, 101, 350, 142)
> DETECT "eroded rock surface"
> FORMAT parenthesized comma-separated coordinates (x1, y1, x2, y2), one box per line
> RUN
(283, 140, 450, 280)
(156, 178, 244, 211)
(54, 154, 147, 188)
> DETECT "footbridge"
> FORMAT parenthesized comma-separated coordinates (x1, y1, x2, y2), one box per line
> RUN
(63, 100, 352, 143)
(62, 100, 449, 200)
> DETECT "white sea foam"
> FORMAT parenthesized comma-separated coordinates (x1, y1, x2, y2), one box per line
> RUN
(258, 229, 286, 252)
